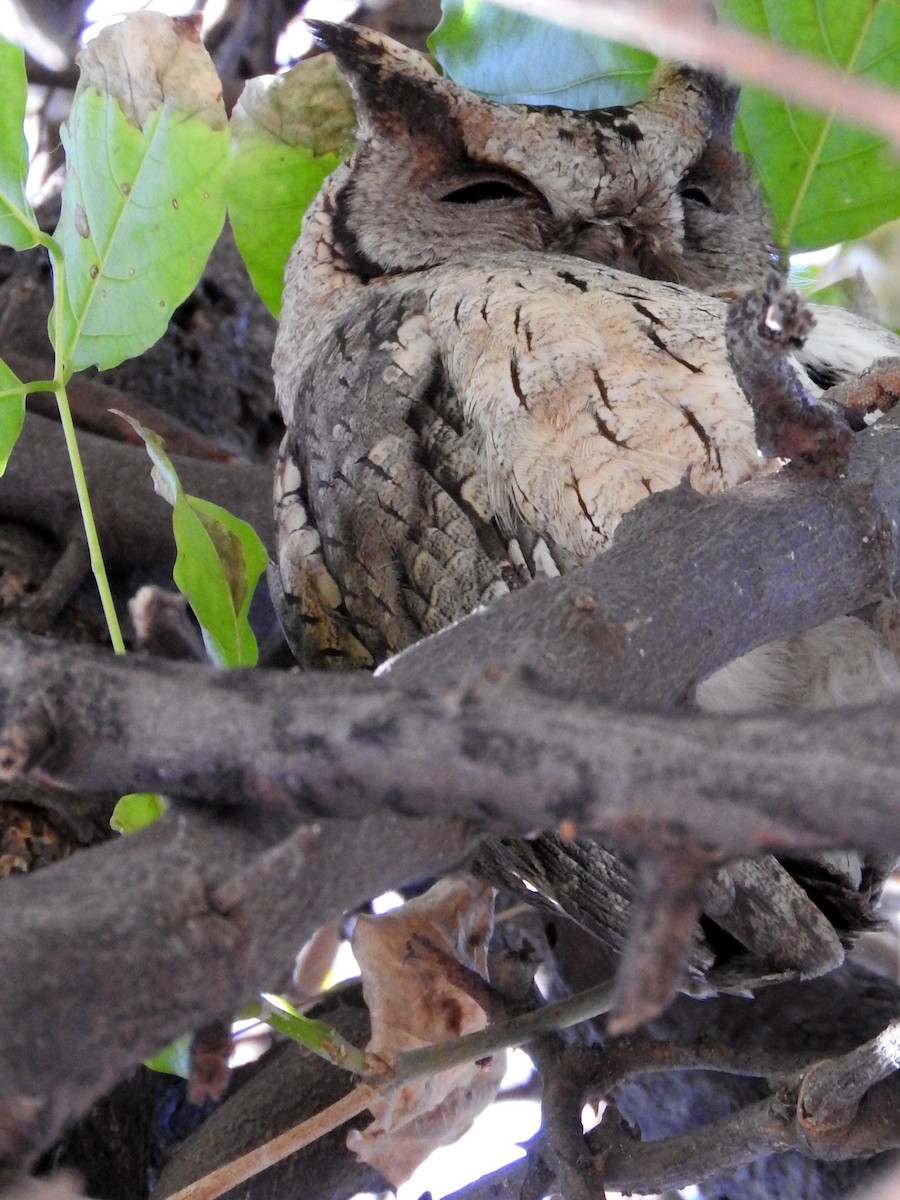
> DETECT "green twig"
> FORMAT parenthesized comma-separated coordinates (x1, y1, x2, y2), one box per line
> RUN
(47, 239, 126, 655)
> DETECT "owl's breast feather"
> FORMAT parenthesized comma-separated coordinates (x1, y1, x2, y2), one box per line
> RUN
(425, 253, 770, 559)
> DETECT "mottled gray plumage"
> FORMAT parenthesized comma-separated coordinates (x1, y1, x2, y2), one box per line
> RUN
(271, 21, 900, 993)
(272, 23, 899, 689)
(272, 22, 900, 982)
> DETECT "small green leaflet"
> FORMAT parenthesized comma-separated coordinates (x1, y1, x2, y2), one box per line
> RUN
(229, 56, 354, 316)
(118, 414, 268, 668)
(145, 1033, 191, 1079)
(110, 792, 168, 833)
(0, 358, 25, 476)
(0, 37, 41, 252)
(52, 12, 229, 374)
(260, 994, 369, 1075)
(430, 0, 655, 107)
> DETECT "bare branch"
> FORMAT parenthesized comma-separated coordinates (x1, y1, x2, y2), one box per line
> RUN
(726, 275, 852, 474)
(0, 809, 472, 1168)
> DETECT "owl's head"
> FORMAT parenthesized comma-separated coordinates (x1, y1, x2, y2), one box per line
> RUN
(308, 21, 777, 292)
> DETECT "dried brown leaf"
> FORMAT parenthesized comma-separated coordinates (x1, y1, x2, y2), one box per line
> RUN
(347, 875, 506, 1186)
(77, 12, 226, 131)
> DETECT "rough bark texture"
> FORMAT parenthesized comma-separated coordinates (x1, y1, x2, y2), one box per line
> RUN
(1, 407, 900, 1187)
(3, 4, 900, 1196)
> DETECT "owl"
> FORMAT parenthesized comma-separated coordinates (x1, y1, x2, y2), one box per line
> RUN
(272, 21, 899, 692)
(272, 22, 900, 980)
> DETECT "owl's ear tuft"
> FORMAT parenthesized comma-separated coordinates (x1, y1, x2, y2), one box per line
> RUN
(704, 76, 740, 141)
(673, 66, 740, 140)
(307, 21, 441, 94)
(305, 21, 454, 142)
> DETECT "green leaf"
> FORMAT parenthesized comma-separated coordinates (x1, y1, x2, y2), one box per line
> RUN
(229, 56, 354, 317)
(145, 1033, 191, 1079)
(52, 12, 229, 374)
(260, 994, 369, 1075)
(0, 358, 26, 476)
(430, 0, 655, 107)
(110, 792, 168, 833)
(118, 413, 267, 668)
(172, 496, 268, 667)
(727, 0, 900, 250)
(0, 37, 41, 251)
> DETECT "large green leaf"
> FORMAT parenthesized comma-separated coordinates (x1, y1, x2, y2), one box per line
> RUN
(229, 55, 354, 317)
(0, 358, 26, 476)
(120, 414, 268, 668)
(729, 0, 900, 250)
(430, 0, 655, 107)
(52, 12, 229, 374)
(0, 38, 40, 251)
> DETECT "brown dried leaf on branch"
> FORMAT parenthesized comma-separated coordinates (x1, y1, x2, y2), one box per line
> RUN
(347, 875, 506, 1186)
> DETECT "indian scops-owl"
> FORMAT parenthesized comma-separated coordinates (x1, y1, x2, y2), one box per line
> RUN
(272, 21, 900, 711)
(272, 21, 900, 985)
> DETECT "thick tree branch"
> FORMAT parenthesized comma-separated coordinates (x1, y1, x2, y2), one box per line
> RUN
(383, 409, 900, 706)
(2, 626, 900, 857)
(0, 809, 472, 1171)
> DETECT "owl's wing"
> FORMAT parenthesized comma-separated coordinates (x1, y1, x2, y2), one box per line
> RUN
(272, 446, 375, 670)
(275, 284, 517, 665)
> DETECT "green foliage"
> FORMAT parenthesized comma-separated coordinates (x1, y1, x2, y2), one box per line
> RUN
(0, 38, 42, 478)
(229, 55, 354, 317)
(429, 0, 900, 254)
(110, 792, 169, 833)
(0, 16, 256, 657)
(55, 91, 229, 374)
(729, 0, 900, 250)
(260, 994, 369, 1075)
(430, 0, 655, 107)
(119, 415, 267, 668)
(0, 38, 40, 252)
(54, 15, 229, 374)
(0, 357, 25, 477)
(144, 1034, 191, 1079)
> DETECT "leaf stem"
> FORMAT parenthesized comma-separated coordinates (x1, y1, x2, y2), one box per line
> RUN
(52, 380, 126, 654)
(47, 239, 126, 655)
(9, 379, 57, 395)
